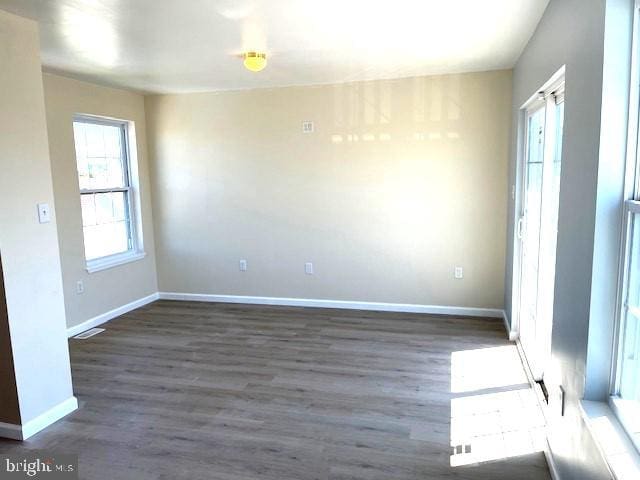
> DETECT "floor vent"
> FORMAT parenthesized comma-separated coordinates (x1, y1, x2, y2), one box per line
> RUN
(74, 328, 105, 339)
(452, 444, 472, 455)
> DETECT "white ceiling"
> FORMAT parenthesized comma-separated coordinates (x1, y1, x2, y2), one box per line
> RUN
(0, 0, 550, 94)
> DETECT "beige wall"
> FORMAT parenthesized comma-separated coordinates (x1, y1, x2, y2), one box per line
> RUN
(43, 73, 158, 330)
(146, 70, 511, 309)
(0, 10, 74, 425)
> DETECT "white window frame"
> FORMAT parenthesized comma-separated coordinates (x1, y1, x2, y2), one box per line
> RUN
(73, 115, 145, 273)
(610, 0, 640, 454)
(611, 203, 640, 454)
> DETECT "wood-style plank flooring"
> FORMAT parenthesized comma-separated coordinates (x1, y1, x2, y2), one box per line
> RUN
(0, 301, 550, 479)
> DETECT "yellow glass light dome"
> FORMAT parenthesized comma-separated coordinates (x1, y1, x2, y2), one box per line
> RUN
(243, 52, 267, 72)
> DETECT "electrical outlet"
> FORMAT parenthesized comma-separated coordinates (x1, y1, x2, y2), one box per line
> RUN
(76, 280, 84, 294)
(302, 121, 314, 133)
(239, 259, 248, 272)
(305, 262, 314, 275)
(454, 266, 464, 279)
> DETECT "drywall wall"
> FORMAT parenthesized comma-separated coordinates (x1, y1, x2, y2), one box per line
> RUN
(0, 10, 74, 427)
(42, 73, 158, 331)
(146, 70, 512, 310)
(504, 0, 633, 478)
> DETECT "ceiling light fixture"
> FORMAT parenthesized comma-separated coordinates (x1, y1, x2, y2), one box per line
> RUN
(243, 51, 267, 72)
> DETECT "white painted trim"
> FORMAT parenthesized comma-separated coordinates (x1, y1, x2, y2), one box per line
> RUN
(0, 396, 78, 441)
(67, 292, 159, 337)
(158, 292, 504, 318)
(580, 400, 640, 480)
(0, 422, 23, 441)
(502, 310, 519, 341)
(544, 438, 562, 480)
(66, 291, 504, 338)
(610, 396, 640, 452)
(86, 251, 146, 274)
(513, 336, 558, 480)
(22, 397, 78, 440)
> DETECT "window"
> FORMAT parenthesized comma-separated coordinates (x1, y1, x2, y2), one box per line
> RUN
(613, 198, 640, 450)
(73, 116, 144, 272)
(619, 203, 640, 403)
(612, 3, 640, 448)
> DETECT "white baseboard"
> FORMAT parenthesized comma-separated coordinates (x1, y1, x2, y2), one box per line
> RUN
(0, 422, 22, 440)
(513, 337, 558, 480)
(158, 292, 505, 319)
(0, 396, 78, 441)
(502, 310, 519, 341)
(544, 438, 562, 480)
(67, 292, 159, 338)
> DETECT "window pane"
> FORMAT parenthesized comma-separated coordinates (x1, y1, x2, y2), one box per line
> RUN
(621, 213, 640, 402)
(81, 192, 130, 260)
(73, 117, 137, 263)
(80, 194, 97, 227)
(73, 121, 126, 190)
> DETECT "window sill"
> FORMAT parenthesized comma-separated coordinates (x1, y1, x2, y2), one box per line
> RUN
(580, 400, 640, 480)
(86, 251, 146, 274)
(610, 397, 640, 452)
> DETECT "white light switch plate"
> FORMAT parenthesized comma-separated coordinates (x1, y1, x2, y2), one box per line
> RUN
(239, 259, 248, 272)
(37, 203, 51, 223)
(454, 266, 464, 279)
(305, 262, 314, 275)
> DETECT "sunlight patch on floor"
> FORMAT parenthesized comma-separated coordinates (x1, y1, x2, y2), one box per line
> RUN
(449, 345, 546, 467)
(451, 345, 529, 393)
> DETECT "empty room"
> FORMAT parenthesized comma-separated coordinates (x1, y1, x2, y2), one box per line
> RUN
(0, 0, 639, 479)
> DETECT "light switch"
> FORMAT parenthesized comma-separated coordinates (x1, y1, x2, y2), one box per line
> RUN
(239, 259, 248, 272)
(305, 262, 314, 275)
(454, 266, 464, 279)
(37, 203, 51, 223)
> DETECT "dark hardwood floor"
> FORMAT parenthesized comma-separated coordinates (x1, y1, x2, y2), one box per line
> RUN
(0, 301, 550, 479)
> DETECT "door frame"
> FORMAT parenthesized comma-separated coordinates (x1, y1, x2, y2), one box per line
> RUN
(510, 66, 566, 356)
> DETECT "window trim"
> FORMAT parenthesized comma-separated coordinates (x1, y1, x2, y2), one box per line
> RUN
(610, 0, 640, 453)
(612, 200, 639, 390)
(73, 114, 145, 273)
(86, 250, 146, 274)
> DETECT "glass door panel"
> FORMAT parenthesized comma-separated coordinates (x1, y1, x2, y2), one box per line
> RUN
(519, 106, 546, 375)
(535, 100, 564, 378)
(518, 95, 564, 381)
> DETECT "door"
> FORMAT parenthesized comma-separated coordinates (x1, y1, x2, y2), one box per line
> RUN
(519, 105, 546, 378)
(517, 85, 565, 381)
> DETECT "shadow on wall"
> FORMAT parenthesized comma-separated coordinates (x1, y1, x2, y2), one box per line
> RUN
(329, 75, 462, 145)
